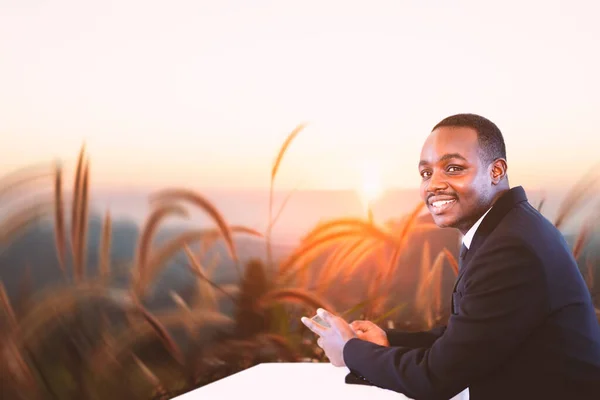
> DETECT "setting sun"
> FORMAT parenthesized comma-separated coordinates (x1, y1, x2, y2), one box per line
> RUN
(358, 159, 384, 212)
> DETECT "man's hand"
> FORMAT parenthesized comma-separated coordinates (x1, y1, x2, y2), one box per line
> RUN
(349, 320, 390, 347)
(301, 308, 357, 367)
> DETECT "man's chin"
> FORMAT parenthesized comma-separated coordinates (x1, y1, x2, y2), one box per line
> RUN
(430, 214, 457, 229)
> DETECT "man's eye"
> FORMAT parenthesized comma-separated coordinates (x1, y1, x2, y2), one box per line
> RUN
(420, 171, 431, 178)
(447, 166, 463, 173)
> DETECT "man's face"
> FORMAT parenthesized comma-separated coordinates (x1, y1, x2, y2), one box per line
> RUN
(418, 126, 493, 234)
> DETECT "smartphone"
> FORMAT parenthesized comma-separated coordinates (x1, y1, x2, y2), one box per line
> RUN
(311, 314, 331, 328)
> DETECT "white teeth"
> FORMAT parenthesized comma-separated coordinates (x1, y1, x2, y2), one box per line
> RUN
(432, 199, 455, 208)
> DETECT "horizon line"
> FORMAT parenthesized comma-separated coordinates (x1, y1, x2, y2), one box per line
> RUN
(88, 183, 561, 193)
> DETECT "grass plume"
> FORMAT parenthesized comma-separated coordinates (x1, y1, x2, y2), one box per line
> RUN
(267, 123, 307, 268)
(70, 145, 86, 273)
(299, 217, 404, 244)
(573, 219, 592, 260)
(278, 230, 359, 281)
(442, 248, 460, 276)
(316, 239, 364, 286)
(341, 241, 386, 284)
(183, 245, 218, 311)
(169, 290, 196, 336)
(135, 230, 206, 297)
(0, 199, 53, 245)
(149, 188, 239, 274)
(199, 225, 263, 255)
(74, 160, 90, 282)
(134, 302, 185, 365)
(0, 162, 53, 202)
(278, 220, 400, 282)
(99, 210, 112, 280)
(270, 123, 307, 185)
(135, 204, 189, 279)
(53, 161, 67, 276)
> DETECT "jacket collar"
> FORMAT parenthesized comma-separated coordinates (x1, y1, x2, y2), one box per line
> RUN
(462, 186, 528, 266)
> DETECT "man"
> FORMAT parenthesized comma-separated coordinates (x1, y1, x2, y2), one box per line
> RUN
(301, 114, 600, 399)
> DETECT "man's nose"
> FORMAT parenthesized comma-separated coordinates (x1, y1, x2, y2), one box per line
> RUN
(426, 170, 448, 192)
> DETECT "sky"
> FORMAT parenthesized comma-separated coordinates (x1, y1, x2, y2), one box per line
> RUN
(1, 0, 599, 195)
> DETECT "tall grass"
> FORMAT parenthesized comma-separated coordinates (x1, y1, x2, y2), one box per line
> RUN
(266, 123, 307, 268)
(0, 135, 597, 399)
(99, 211, 112, 281)
(0, 145, 337, 398)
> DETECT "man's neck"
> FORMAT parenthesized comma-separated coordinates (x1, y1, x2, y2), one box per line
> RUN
(459, 187, 510, 236)
(462, 207, 492, 248)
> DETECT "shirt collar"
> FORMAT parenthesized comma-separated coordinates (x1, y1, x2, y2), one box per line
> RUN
(462, 207, 492, 249)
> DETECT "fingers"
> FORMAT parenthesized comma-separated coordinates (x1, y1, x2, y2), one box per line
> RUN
(301, 316, 327, 336)
(302, 308, 341, 336)
(316, 308, 334, 323)
(350, 320, 372, 332)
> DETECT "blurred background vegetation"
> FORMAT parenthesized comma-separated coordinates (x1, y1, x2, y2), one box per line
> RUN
(0, 134, 598, 400)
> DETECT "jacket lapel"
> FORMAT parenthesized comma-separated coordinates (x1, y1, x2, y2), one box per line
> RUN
(450, 186, 529, 311)
(464, 186, 528, 267)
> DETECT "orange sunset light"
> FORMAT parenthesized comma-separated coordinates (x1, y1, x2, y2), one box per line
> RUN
(358, 159, 384, 213)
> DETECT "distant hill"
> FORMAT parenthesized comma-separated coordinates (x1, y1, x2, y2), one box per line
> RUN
(1, 206, 596, 318)
(0, 213, 292, 309)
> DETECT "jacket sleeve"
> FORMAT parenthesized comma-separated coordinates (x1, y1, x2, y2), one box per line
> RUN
(342, 237, 548, 399)
(384, 326, 446, 348)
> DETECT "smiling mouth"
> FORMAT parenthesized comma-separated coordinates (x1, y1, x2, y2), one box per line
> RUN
(429, 199, 457, 215)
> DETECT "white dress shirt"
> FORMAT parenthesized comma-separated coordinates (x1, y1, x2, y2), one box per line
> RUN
(462, 207, 492, 249)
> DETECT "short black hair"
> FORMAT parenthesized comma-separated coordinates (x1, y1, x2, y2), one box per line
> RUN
(432, 113, 506, 166)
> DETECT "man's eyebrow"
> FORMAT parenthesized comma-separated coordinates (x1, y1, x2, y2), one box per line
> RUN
(419, 153, 467, 167)
(439, 153, 467, 162)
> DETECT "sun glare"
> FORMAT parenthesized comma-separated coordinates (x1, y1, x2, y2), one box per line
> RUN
(358, 159, 383, 212)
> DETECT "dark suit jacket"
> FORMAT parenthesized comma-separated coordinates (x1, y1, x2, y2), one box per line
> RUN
(343, 186, 600, 399)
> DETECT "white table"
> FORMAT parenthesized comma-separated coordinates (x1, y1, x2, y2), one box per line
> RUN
(174, 362, 469, 399)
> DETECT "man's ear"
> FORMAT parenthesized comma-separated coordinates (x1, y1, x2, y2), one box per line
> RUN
(490, 159, 507, 185)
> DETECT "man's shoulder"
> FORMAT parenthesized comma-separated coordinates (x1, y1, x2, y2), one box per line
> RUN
(471, 199, 591, 313)
(491, 201, 563, 248)
(471, 201, 575, 278)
